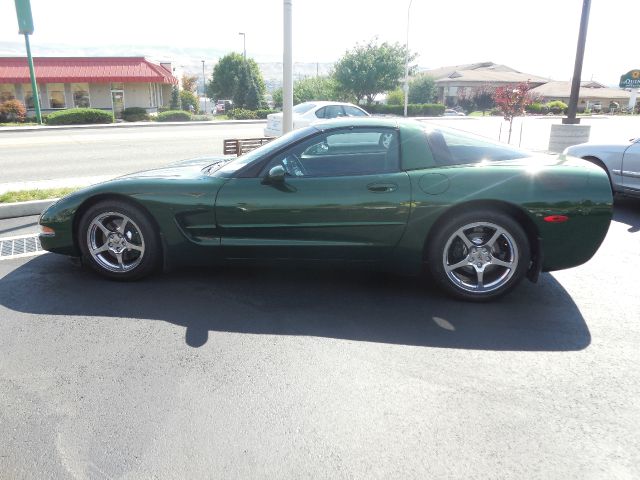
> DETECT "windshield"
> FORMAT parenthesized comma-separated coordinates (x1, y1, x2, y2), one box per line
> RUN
(212, 127, 316, 177)
(293, 103, 316, 114)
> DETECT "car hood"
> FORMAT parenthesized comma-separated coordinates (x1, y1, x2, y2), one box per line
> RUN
(115, 155, 234, 180)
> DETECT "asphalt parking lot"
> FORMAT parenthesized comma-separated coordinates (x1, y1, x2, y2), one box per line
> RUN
(0, 197, 639, 479)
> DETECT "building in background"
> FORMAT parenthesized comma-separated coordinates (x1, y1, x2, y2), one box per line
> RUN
(0, 57, 178, 118)
(530, 80, 631, 111)
(421, 62, 549, 106)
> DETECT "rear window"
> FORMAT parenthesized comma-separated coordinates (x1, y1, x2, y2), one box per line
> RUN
(293, 103, 316, 114)
(425, 126, 531, 165)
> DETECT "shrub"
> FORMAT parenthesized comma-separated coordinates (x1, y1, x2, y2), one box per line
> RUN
(545, 100, 568, 114)
(156, 110, 192, 122)
(180, 90, 199, 113)
(0, 99, 27, 122)
(122, 107, 149, 122)
(525, 102, 543, 114)
(363, 103, 445, 116)
(227, 108, 258, 120)
(386, 88, 405, 106)
(46, 108, 114, 125)
(255, 109, 277, 119)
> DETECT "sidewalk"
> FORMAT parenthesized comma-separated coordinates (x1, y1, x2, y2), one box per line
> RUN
(0, 118, 266, 133)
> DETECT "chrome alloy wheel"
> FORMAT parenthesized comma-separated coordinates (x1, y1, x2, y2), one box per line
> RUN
(86, 211, 146, 273)
(442, 221, 519, 293)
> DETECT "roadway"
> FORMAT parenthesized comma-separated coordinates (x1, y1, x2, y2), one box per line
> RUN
(2, 116, 640, 186)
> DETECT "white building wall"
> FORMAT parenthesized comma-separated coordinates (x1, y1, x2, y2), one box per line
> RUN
(89, 84, 112, 109)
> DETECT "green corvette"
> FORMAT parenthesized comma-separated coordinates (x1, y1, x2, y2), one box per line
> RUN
(39, 118, 612, 301)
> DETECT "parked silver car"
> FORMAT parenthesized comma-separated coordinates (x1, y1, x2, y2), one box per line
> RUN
(564, 138, 640, 197)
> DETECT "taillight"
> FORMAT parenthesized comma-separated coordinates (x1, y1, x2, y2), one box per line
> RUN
(543, 215, 569, 223)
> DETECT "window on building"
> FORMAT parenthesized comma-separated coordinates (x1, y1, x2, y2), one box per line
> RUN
(22, 84, 40, 109)
(47, 83, 66, 108)
(0, 84, 16, 102)
(71, 83, 90, 108)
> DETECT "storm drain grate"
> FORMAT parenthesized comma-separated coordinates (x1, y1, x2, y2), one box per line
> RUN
(0, 234, 45, 261)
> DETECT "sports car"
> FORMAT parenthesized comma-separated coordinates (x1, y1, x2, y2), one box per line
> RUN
(564, 138, 640, 198)
(39, 118, 613, 301)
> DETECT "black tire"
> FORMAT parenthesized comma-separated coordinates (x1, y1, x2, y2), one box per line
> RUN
(78, 199, 161, 281)
(427, 210, 531, 302)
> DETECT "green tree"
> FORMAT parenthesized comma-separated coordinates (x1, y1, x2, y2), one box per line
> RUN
(333, 39, 415, 105)
(170, 86, 181, 110)
(386, 88, 404, 105)
(408, 75, 437, 104)
(180, 90, 199, 113)
(206, 53, 266, 109)
(272, 76, 341, 107)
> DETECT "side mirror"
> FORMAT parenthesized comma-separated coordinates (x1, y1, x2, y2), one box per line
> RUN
(264, 164, 286, 184)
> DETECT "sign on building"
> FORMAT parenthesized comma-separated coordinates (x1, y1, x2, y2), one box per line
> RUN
(619, 69, 640, 88)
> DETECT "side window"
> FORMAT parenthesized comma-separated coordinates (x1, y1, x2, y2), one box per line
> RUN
(315, 107, 326, 119)
(344, 106, 368, 117)
(324, 105, 345, 118)
(261, 128, 400, 178)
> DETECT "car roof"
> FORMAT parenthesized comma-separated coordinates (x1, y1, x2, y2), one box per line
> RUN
(298, 100, 361, 107)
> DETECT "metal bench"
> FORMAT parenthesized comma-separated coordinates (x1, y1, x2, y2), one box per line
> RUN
(223, 137, 275, 156)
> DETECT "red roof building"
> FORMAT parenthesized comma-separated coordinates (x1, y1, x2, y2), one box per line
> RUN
(0, 57, 178, 117)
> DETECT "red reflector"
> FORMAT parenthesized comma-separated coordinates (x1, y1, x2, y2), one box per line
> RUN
(543, 215, 569, 223)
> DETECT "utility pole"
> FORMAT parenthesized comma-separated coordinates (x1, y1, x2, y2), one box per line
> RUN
(563, 0, 591, 124)
(201, 60, 207, 114)
(283, 0, 293, 134)
(14, 0, 41, 124)
(239, 32, 246, 61)
(403, 0, 413, 117)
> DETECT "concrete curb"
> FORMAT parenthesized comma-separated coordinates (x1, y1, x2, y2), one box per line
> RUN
(0, 119, 267, 133)
(0, 199, 56, 220)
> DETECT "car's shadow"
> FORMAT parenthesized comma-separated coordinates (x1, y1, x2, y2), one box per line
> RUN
(614, 195, 640, 233)
(1, 254, 590, 351)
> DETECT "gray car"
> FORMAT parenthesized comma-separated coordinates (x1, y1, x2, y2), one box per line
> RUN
(564, 138, 640, 198)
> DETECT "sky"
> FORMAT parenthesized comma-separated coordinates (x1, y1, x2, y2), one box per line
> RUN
(0, 0, 638, 86)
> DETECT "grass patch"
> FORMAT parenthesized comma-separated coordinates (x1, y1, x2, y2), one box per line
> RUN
(0, 122, 39, 127)
(0, 187, 78, 203)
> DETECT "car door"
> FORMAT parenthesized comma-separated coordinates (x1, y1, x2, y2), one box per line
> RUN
(215, 127, 411, 261)
(622, 140, 640, 193)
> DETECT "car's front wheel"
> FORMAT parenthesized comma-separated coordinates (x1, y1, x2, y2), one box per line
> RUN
(427, 210, 530, 301)
(78, 200, 160, 280)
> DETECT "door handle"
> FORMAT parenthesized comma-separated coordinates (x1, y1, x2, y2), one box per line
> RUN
(367, 182, 397, 193)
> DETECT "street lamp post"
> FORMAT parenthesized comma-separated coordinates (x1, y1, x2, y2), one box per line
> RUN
(403, 0, 413, 117)
(563, 0, 591, 124)
(201, 60, 207, 114)
(239, 32, 246, 61)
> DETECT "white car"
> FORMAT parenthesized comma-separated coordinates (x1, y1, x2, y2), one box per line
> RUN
(443, 109, 466, 116)
(264, 101, 369, 137)
(564, 138, 640, 198)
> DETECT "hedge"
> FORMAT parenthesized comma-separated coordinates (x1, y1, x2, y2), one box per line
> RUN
(156, 110, 192, 122)
(46, 108, 114, 125)
(122, 107, 149, 122)
(255, 109, 277, 119)
(363, 103, 445, 116)
(227, 108, 258, 120)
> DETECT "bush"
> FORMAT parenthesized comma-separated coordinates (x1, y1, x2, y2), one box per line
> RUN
(525, 102, 543, 114)
(156, 110, 192, 122)
(46, 108, 114, 125)
(363, 103, 445, 116)
(0, 99, 27, 122)
(122, 107, 149, 122)
(255, 109, 277, 119)
(386, 88, 405, 106)
(180, 90, 199, 113)
(545, 100, 568, 114)
(227, 108, 258, 120)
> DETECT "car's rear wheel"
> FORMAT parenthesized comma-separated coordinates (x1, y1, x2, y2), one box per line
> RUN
(427, 210, 530, 301)
(78, 200, 160, 280)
